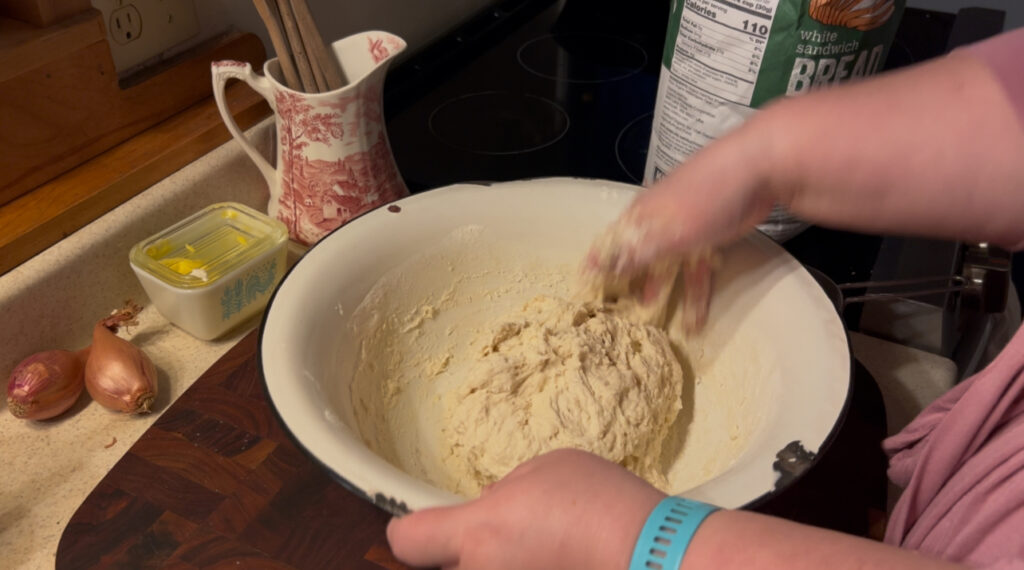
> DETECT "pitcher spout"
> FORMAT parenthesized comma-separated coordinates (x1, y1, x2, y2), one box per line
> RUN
(331, 31, 407, 93)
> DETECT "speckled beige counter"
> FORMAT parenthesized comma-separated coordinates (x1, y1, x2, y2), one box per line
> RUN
(0, 120, 286, 570)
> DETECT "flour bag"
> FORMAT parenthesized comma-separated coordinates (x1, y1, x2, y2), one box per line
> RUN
(645, 0, 905, 240)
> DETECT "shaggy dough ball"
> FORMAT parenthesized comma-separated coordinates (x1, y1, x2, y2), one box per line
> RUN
(442, 295, 683, 494)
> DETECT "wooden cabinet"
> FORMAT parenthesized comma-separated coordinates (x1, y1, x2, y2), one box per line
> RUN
(0, 9, 271, 275)
(0, 0, 91, 27)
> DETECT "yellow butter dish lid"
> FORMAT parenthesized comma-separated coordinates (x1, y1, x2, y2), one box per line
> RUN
(130, 202, 288, 289)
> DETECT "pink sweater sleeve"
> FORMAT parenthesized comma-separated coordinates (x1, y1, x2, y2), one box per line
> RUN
(882, 323, 1024, 566)
(961, 27, 1024, 128)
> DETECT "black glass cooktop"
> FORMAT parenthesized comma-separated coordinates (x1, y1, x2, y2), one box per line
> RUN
(384, 0, 666, 190)
(383, 0, 1001, 291)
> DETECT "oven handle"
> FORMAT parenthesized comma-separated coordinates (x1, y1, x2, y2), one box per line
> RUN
(838, 275, 968, 305)
(816, 243, 1011, 313)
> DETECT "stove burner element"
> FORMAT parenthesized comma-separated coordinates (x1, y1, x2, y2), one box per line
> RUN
(517, 33, 647, 83)
(428, 91, 570, 155)
(616, 112, 653, 183)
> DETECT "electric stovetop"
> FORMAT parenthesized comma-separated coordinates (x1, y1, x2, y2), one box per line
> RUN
(380, 0, 1004, 536)
(383, 0, 1003, 300)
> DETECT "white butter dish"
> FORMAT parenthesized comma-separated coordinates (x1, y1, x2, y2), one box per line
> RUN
(129, 202, 288, 340)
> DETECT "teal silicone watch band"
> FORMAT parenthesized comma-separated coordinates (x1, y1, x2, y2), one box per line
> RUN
(628, 496, 719, 570)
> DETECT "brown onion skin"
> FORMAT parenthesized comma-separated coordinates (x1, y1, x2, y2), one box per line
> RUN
(7, 349, 87, 420)
(85, 320, 158, 414)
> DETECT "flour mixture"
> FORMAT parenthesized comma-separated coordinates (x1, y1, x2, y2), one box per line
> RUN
(346, 225, 760, 498)
(443, 295, 683, 494)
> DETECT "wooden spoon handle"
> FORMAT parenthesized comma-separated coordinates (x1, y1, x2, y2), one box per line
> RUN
(289, 0, 348, 90)
(275, 0, 317, 92)
(251, 0, 302, 90)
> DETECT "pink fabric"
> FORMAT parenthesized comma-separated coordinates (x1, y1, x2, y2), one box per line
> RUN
(961, 27, 1024, 129)
(883, 30, 1024, 568)
(883, 323, 1024, 567)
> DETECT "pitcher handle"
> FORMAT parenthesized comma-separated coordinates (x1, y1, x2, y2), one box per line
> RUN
(211, 61, 276, 186)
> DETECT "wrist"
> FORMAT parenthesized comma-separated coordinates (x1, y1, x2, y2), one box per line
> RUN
(602, 489, 665, 570)
(628, 497, 720, 570)
(743, 97, 804, 210)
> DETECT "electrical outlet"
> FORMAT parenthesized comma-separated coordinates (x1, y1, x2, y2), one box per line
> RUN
(92, 0, 201, 73)
(109, 4, 142, 45)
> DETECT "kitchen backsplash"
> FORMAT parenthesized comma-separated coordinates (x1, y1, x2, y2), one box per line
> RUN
(92, 1, 1020, 76)
(95, 0, 499, 74)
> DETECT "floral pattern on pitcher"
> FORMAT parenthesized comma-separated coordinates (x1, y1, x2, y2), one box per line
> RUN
(273, 77, 406, 245)
(211, 31, 409, 247)
(368, 34, 405, 64)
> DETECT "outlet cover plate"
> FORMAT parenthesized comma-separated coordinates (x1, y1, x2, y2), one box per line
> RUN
(92, 0, 200, 73)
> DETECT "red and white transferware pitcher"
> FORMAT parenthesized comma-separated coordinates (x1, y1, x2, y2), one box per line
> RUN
(212, 31, 409, 246)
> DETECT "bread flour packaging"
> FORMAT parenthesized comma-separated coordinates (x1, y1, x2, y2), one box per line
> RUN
(645, 0, 905, 240)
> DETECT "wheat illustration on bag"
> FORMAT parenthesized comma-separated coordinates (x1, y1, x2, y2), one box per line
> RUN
(809, 0, 896, 31)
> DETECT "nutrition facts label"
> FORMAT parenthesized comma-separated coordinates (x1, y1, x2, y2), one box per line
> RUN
(646, 0, 899, 238)
(673, 0, 779, 106)
(644, 0, 782, 181)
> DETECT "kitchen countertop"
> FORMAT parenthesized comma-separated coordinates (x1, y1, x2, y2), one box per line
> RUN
(0, 120, 284, 570)
(0, 116, 975, 569)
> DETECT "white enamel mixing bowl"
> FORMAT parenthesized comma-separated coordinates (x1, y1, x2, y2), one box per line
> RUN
(259, 178, 851, 514)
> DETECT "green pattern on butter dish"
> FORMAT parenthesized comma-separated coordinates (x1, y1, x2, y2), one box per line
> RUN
(221, 259, 278, 320)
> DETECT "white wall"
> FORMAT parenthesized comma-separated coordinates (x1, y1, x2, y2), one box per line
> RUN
(194, 0, 497, 63)
(91, 0, 497, 74)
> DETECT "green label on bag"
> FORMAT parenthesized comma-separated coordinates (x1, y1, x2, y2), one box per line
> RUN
(645, 0, 904, 181)
(754, 0, 903, 104)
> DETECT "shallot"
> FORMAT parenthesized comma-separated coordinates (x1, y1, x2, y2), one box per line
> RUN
(84, 301, 158, 414)
(7, 348, 88, 420)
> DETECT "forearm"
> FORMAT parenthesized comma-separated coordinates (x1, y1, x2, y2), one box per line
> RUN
(386, 450, 975, 570)
(758, 49, 1024, 250)
(681, 509, 967, 570)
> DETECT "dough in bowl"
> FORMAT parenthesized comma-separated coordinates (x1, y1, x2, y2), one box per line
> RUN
(442, 294, 683, 494)
(348, 225, 697, 497)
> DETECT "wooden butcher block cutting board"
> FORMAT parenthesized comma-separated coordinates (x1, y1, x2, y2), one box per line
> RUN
(55, 330, 414, 570)
(55, 325, 888, 568)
